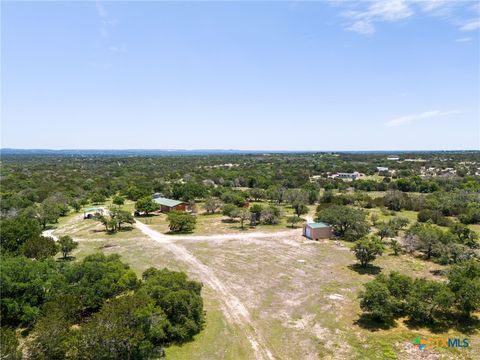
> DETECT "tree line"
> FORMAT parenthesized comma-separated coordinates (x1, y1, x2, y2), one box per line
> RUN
(1, 253, 204, 359)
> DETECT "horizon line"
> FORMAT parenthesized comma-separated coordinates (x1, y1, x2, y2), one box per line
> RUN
(1, 148, 479, 153)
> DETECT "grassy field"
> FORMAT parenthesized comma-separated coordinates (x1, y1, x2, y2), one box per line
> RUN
(50, 209, 479, 360)
(137, 202, 303, 235)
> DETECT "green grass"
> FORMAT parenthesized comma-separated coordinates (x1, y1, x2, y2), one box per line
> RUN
(468, 224, 480, 236)
(137, 203, 302, 236)
(165, 297, 254, 360)
(361, 175, 385, 181)
(368, 208, 419, 224)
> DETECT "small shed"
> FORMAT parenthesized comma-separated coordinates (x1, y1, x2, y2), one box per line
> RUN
(153, 197, 192, 213)
(303, 222, 332, 240)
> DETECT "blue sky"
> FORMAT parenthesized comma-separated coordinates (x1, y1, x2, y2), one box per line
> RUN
(2, 1, 479, 150)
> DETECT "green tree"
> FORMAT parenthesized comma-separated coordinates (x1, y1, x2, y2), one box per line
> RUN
(112, 195, 125, 205)
(376, 222, 396, 240)
(352, 236, 384, 268)
(220, 191, 247, 207)
(249, 204, 263, 225)
(316, 205, 370, 241)
(237, 208, 251, 229)
(142, 267, 204, 343)
(167, 211, 197, 233)
(447, 260, 480, 317)
(204, 198, 223, 214)
(359, 278, 397, 323)
(0, 256, 66, 326)
(126, 186, 149, 201)
(407, 223, 443, 260)
(109, 206, 134, 230)
(406, 279, 454, 323)
(65, 253, 139, 311)
(70, 199, 82, 212)
(260, 205, 282, 225)
(287, 189, 309, 216)
(58, 235, 78, 259)
(116, 209, 135, 230)
(383, 190, 408, 211)
(359, 272, 413, 323)
(389, 217, 409, 231)
(35, 202, 61, 229)
(287, 215, 302, 228)
(90, 192, 106, 204)
(21, 236, 59, 260)
(74, 292, 163, 360)
(450, 223, 479, 249)
(135, 197, 160, 216)
(222, 204, 239, 221)
(28, 310, 72, 360)
(293, 203, 309, 217)
(248, 188, 266, 201)
(390, 239, 402, 255)
(0, 215, 42, 254)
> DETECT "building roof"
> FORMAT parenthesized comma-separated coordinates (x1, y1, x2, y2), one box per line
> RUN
(306, 222, 330, 229)
(84, 207, 104, 213)
(153, 197, 185, 207)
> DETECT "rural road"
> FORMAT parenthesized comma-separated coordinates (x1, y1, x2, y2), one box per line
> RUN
(135, 220, 275, 360)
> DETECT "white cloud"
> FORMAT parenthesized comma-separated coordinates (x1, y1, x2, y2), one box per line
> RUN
(386, 110, 461, 127)
(95, 1, 107, 19)
(347, 20, 375, 35)
(417, 0, 456, 16)
(338, 0, 477, 35)
(108, 44, 127, 53)
(455, 37, 472, 42)
(95, 0, 118, 39)
(460, 19, 480, 31)
(343, 0, 414, 34)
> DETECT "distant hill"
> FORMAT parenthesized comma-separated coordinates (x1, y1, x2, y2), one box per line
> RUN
(1, 148, 477, 157)
(0, 148, 301, 157)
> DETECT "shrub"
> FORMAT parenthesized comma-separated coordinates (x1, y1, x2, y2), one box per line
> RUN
(167, 211, 197, 233)
(21, 236, 59, 260)
(352, 236, 385, 268)
(260, 205, 282, 225)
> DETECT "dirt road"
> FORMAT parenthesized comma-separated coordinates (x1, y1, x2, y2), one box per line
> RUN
(42, 229, 59, 241)
(135, 220, 275, 360)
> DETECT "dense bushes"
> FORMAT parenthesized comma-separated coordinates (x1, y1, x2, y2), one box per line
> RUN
(65, 254, 140, 311)
(459, 204, 480, 225)
(0, 216, 42, 254)
(360, 260, 480, 325)
(405, 223, 477, 264)
(1, 254, 204, 358)
(1, 256, 66, 326)
(417, 209, 452, 226)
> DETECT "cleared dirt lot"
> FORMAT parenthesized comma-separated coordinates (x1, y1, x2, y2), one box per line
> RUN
(52, 214, 479, 360)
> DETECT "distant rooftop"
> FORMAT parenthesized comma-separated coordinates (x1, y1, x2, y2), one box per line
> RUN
(153, 197, 184, 207)
(84, 207, 103, 212)
(306, 222, 330, 229)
